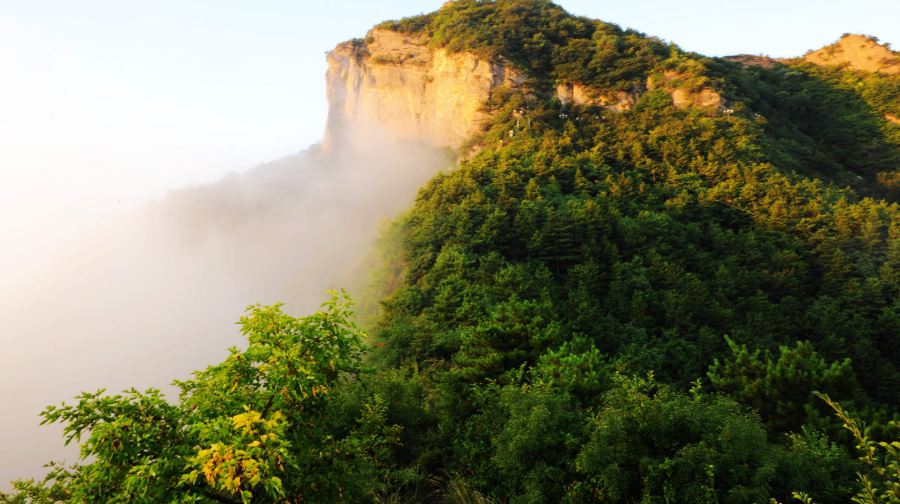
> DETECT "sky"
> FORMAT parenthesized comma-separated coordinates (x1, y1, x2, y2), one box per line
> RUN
(0, 0, 897, 489)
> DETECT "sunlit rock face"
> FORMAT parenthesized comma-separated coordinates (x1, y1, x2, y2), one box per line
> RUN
(554, 82, 639, 112)
(803, 34, 900, 75)
(324, 29, 525, 150)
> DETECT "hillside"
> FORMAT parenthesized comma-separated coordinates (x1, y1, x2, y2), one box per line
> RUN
(3, 1, 899, 503)
(803, 34, 900, 75)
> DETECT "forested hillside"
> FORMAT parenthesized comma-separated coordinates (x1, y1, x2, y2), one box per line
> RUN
(3, 1, 898, 503)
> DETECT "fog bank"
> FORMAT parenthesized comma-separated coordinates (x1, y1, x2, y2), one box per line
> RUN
(0, 135, 449, 488)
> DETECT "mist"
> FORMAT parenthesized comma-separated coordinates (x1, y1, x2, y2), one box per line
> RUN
(0, 132, 450, 488)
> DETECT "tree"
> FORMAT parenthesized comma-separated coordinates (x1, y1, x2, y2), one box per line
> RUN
(815, 393, 900, 504)
(708, 339, 860, 433)
(2, 293, 400, 503)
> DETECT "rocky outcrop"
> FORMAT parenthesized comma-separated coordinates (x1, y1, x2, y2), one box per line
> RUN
(647, 71, 727, 112)
(669, 88, 726, 110)
(324, 29, 525, 150)
(554, 73, 726, 115)
(804, 34, 899, 74)
(555, 83, 637, 112)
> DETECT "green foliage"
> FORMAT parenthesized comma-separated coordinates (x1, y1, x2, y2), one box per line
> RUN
(535, 335, 610, 401)
(713, 58, 900, 193)
(816, 393, 900, 504)
(372, 89, 898, 402)
(709, 338, 860, 433)
(360, 3, 899, 501)
(489, 382, 585, 502)
(3, 293, 401, 503)
(181, 408, 291, 502)
(569, 374, 854, 504)
(383, 0, 671, 91)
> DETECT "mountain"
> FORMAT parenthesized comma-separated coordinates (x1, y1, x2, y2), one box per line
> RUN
(332, 2, 900, 501)
(3, 1, 898, 503)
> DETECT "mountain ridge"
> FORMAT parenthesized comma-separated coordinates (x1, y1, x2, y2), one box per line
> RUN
(326, 6, 898, 184)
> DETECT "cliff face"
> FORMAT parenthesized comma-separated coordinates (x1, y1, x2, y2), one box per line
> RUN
(324, 29, 525, 150)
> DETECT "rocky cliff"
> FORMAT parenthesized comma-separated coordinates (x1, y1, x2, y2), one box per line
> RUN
(323, 29, 525, 150)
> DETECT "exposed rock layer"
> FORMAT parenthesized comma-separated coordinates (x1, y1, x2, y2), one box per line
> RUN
(324, 29, 524, 150)
(554, 83, 638, 112)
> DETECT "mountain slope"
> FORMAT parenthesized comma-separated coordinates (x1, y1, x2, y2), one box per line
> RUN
(368, 0, 898, 392)
(359, 1, 899, 501)
(4, 1, 898, 503)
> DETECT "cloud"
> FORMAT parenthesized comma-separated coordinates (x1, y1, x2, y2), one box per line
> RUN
(0, 130, 450, 488)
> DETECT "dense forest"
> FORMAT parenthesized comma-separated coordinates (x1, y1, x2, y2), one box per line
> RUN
(3, 1, 898, 502)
